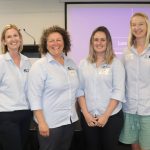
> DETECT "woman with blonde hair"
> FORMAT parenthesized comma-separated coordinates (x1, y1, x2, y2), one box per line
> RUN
(0, 24, 32, 150)
(77, 26, 125, 150)
(119, 12, 150, 150)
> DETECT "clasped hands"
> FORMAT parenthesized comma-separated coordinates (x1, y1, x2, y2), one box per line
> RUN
(85, 113, 109, 128)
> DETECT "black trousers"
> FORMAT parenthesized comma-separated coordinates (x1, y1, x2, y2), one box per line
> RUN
(38, 122, 76, 150)
(80, 110, 123, 150)
(0, 110, 32, 150)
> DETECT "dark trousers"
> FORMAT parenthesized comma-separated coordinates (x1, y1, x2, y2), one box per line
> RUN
(0, 110, 32, 150)
(38, 122, 76, 150)
(80, 110, 123, 150)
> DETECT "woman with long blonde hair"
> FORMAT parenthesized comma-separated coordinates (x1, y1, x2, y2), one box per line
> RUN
(77, 26, 125, 150)
(119, 12, 150, 150)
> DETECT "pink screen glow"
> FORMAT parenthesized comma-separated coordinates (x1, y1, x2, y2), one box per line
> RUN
(66, 3, 150, 64)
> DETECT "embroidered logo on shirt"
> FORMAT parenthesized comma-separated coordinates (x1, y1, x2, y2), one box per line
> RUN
(144, 54, 150, 59)
(68, 67, 74, 70)
(24, 69, 29, 72)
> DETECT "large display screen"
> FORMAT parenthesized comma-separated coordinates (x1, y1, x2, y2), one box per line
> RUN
(65, 2, 150, 64)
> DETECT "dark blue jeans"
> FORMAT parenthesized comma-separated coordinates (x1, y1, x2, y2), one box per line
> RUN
(0, 110, 32, 150)
(80, 110, 123, 150)
(38, 122, 76, 150)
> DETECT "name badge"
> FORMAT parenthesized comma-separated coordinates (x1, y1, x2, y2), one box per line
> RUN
(67, 67, 76, 76)
(99, 68, 110, 75)
(125, 53, 134, 60)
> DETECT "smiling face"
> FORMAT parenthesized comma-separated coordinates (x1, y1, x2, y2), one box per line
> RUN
(131, 15, 147, 40)
(3, 28, 22, 52)
(92, 31, 107, 55)
(47, 32, 64, 58)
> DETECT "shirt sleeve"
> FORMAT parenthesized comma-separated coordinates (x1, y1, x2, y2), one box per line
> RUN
(111, 59, 126, 103)
(28, 61, 46, 110)
(76, 60, 85, 97)
(0, 57, 4, 83)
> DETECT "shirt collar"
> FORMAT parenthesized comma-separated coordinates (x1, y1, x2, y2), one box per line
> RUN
(131, 44, 150, 55)
(45, 52, 68, 63)
(4, 52, 29, 61)
(4, 52, 12, 61)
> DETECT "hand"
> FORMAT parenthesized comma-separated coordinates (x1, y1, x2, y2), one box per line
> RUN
(38, 122, 50, 137)
(97, 114, 109, 127)
(84, 112, 98, 127)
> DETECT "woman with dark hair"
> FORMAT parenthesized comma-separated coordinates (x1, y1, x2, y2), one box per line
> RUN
(77, 26, 125, 150)
(28, 26, 79, 150)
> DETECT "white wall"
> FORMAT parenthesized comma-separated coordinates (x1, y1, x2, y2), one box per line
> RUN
(0, 0, 65, 53)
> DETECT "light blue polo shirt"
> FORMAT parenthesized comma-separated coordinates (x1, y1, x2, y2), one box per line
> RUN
(0, 52, 31, 112)
(77, 57, 125, 116)
(122, 45, 150, 115)
(28, 53, 79, 128)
